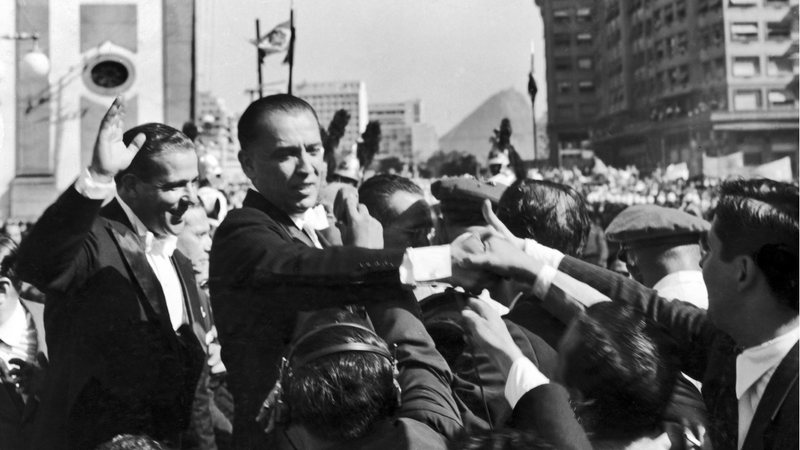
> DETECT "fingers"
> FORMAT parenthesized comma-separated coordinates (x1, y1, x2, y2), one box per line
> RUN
(100, 96, 125, 129)
(127, 132, 146, 153)
(344, 194, 360, 222)
(482, 199, 512, 237)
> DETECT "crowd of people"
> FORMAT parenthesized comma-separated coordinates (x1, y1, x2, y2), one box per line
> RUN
(0, 94, 797, 450)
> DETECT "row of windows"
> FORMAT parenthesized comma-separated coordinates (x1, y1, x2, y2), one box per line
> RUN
(732, 56, 797, 77)
(731, 21, 792, 42)
(733, 89, 795, 110)
(554, 56, 594, 71)
(552, 7, 592, 24)
(729, 0, 792, 7)
(556, 80, 596, 94)
(554, 32, 593, 47)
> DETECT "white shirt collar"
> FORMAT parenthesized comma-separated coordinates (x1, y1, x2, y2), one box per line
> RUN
(288, 205, 329, 231)
(652, 270, 708, 308)
(116, 195, 178, 257)
(735, 327, 799, 398)
(0, 301, 29, 347)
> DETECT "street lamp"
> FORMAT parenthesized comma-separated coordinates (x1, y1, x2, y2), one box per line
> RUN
(2, 32, 50, 78)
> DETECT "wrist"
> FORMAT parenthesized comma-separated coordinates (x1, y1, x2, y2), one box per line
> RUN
(88, 166, 116, 182)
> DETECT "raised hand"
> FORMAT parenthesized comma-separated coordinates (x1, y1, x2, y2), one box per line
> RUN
(459, 234, 542, 282)
(337, 192, 383, 249)
(482, 199, 525, 250)
(89, 96, 146, 179)
(461, 297, 525, 379)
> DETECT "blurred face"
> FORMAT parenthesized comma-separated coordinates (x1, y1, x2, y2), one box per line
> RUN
(700, 219, 738, 328)
(239, 111, 324, 218)
(127, 149, 200, 237)
(177, 208, 212, 281)
(383, 191, 433, 249)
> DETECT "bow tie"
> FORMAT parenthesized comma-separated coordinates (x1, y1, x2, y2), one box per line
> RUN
(144, 232, 178, 258)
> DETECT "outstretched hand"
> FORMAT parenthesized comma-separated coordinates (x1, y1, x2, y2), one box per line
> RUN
(89, 96, 146, 179)
(482, 199, 525, 251)
(461, 298, 524, 379)
(458, 234, 542, 283)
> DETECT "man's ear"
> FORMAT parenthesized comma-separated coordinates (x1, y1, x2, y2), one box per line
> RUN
(0, 277, 11, 295)
(737, 255, 759, 291)
(238, 150, 255, 179)
(118, 173, 140, 198)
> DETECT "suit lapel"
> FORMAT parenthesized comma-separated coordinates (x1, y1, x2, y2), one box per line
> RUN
(243, 189, 314, 247)
(172, 254, 210, 346)
(741, 341, 799, 449)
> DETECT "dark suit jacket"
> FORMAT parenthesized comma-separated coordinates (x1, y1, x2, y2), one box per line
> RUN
(209, 189, 414, 449)
(511, 383, 592, 450)
(557, 255, 799, 450)
(16, 187, 205, 449)
(0, 300, 47, 450)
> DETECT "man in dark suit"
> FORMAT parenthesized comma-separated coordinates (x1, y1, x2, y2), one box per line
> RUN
(16, 98, 207, 449)
(210, 94, 474, 448)
(464, 178, 798, 450)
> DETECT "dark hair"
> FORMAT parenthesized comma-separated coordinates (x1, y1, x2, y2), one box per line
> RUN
(453, 428, 553, 450)
(237, 94, 320, 153)
(359, 174, 424, 226)
(0, 234, 21, 292)
(561, 303, 679, 440)
(497, 179, 590, 256)
(118, 123, 195, 183)
(95, 434, 164, 450)
(714, 178, 799, 309)
(284, 310, 396, 442)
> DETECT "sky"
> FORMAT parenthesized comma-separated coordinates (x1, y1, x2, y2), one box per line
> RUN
(197, 0, 546, 136)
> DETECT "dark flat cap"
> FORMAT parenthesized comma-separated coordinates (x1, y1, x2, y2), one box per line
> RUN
(606, 204, 710, 246)
(431, 178, 507, 205)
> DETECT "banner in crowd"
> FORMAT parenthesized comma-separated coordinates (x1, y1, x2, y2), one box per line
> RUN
(703, 152, 794, 181)
(664, 162, 689, 181)
(702, 152, 744, 178)
(747, 156, 794, 182)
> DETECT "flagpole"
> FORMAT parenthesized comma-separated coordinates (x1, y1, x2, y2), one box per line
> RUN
(256, 19, 263, 99)
(528, 41, 538, 161)
(287, 8, 295, 95)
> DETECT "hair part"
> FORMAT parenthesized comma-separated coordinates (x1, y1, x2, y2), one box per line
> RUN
(561, 302, 679, 439)
(117, 123, 195, 183)
(497, 179, 590, 256)
(237, 94, 320, 154)
(358, 174, 424, 226)
(714, 178, 799, 309)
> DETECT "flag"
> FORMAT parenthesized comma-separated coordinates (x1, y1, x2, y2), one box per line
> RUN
(283, 12, 295, 66)
(253, 20, 291, 62)
(528, 72, 538, 100)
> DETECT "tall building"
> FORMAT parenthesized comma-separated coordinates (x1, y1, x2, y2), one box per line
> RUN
(537, 0, 799, 174)
(368, 99, 438, 164)
(294, 80, 368, 152)
(1, 0, 195, 219)
(535, 0, 598, 166)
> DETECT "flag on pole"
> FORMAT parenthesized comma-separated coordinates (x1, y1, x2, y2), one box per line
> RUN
(253, 20, 292, 62)
(284, 11, 295, 66)
(528, 72, 538, 100)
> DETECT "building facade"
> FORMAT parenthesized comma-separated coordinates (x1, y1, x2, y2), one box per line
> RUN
(368, 99, 438, 166)
(1, 0, 194, 220)
(535, 0, 598, 166)
(294, 80, 368, 152)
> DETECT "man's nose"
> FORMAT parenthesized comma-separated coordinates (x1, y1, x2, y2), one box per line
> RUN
(185, 182, 199, 206)
(297, 149, 319, 175)
(202, 235, 212, 253)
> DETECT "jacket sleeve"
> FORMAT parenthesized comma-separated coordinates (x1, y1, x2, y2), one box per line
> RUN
(16, 186, 103, 295)
(365, 292, 463, 441)
(511, 383, 592, 450)
(556, 255, 716, 380)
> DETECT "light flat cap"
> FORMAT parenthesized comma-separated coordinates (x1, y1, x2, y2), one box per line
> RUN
(606, 204, 710, 246)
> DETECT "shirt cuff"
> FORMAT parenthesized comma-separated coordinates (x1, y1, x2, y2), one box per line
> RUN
(531, 264, 558, 299)
(504, 357, 550, 409)
(399, 245, 452, 285)
(523, 238, 565, 268)
(74, 167, 116, 200)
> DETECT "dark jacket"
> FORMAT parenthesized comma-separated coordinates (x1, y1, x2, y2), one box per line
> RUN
(16, 187, 205, 449)
(558, 255, 798, 450)
(209, 189, 415, 449)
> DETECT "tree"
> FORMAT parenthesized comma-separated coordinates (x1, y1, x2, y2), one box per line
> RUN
(323, 109, 351, 181)
(357, 120, 382, 172)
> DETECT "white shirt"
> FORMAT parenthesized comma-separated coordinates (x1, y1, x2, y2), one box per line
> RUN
(504, 356, 549, 408)
(0, 301, 37, 371)
(735, 328, 799, 449)
(652, 270, 708, 309)
(116, 196, 186, 331)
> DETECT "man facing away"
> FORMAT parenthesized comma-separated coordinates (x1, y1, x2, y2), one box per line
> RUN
(16, 98, 207, 449)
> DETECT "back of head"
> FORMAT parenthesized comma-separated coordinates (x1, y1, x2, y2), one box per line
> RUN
(118, 123, 194, 183)
(0, 234, 21, 292)
(359, 174, 424, 227)
(284, 310, 396, 442)
(238, 94, 319, 154)
(497, 179, 590, 256)
(714, 178, 799, 310)
(560, 302, 679, 440)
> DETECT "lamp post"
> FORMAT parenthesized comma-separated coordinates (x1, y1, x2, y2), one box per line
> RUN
(2, 32, 50, 78)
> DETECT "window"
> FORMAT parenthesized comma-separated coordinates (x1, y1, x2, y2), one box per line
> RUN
(558, 81, 572, 93)
(554, 9, 571, 24)
(577, 33, 593, 45)
(768, 90, 794, 108)
(731, 22, 759, 42)
(576, 7, 592, 22)
(767, 56, 794, 76)
(578, 80, 596, 93)
(729, 0, 758, 5)
(766, 22, 791, 40)
(579, 103, 598, 116)
(555, 57, 572, 71)
(577, 57, 593, 69)
(554, 33, 571, 47)
(732, 57, 761, 76)
(733, 89, 762, 110)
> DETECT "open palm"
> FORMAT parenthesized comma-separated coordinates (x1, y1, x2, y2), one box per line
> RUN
(89, 96, 146, 177)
